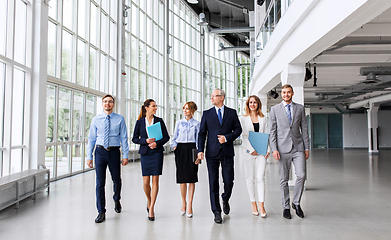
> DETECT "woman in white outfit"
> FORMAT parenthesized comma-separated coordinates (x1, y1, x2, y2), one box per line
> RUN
(239, 95, 270, 217)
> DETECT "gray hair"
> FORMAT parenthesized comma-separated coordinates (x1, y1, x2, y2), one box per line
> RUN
(214, 88, 226, 99)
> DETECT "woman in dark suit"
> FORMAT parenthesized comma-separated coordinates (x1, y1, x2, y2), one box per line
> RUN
(170, 101, 200, 218)
(132, 99, 170, 221)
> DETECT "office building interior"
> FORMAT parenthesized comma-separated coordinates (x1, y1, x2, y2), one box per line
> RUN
(1, 0, 391, 239)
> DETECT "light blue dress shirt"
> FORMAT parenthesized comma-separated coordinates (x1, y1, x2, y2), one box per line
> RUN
(87, 112, 129, 160)
(214, 105, 225, 118)
(171, 118, 200, 149)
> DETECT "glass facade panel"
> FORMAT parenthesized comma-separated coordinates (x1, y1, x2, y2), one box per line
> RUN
(47, 21, 57, 77)
(62, 30, 73, 82)
(58, 88, 71, 142)
(12, 68, 25, 146)
(46, 85, 56, 144)
(78, 0, 86, 39)
(57, 144, 70, 176)
(63, 0, 74, 31)
(72, 144, 83, 172)
(76, 39, 85, 85)
(73, 92, 84, 141)
(0, 0, 7, 56)
(14, 0, 27, 65)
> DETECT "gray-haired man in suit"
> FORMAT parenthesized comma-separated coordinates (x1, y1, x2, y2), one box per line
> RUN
(269, 84, 309, 219)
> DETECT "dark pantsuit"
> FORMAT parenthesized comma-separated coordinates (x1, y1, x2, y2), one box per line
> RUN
(206, 149, 234, 213)
(95, 147, 121, 213)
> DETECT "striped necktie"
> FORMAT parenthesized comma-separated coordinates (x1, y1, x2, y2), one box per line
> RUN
(286, 104, 292, 124)
(104, 115, 110, 149)
(218, 108, 222, 125)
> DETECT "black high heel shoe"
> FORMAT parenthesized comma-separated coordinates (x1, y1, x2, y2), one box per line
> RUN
(148, 210, 155, 221)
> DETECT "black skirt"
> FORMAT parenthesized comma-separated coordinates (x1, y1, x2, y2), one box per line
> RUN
(140, 151, 163, 176)
(174, 143, 198, 183)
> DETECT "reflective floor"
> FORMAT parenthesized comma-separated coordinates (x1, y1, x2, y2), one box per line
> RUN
(1, 148, 391, 240)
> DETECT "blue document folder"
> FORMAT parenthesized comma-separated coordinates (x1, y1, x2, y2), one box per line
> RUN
(147, 122, 163, 141)
(248, 131, 269, 156)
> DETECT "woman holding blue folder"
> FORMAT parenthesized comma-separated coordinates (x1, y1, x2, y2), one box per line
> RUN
(171, 101, 200, 218)
(132, 99, 170, 221)
(239, 95, 270, 217)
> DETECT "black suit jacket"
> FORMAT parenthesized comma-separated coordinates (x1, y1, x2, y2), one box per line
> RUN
(198, 106, 242, 158)
(132, 116, 170, 155)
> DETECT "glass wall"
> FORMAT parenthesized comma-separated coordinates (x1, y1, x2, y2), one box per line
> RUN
(46, 0, 118, 179)
(0, 0, 251, 178)
(256, 0, 294, 59)
(124, 0, 166, 149)
(204, 32, 236, 110)
(237, 53, 250, 116)
(0, 0, 31, 177)
(168, 0, 202, 134)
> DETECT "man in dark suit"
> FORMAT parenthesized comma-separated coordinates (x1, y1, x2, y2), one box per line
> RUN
(269, 84, 310, 219)
(197, 88, 242, 223)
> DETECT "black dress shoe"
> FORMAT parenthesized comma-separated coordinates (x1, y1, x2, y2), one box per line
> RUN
(95, 212, 106, 223)
(283, 209, 291, 219)
(115, 201, 122, 213)
(223, 201, 230, 215)
(292, 203, 304, 218)
(148, 216, 155, 221)
(214, 211, 223, 224)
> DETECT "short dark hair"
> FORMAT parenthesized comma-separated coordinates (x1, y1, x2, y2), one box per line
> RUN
(102, 94, 115, 103)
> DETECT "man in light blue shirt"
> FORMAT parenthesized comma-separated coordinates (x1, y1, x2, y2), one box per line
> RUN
(87, 94, 129, 223)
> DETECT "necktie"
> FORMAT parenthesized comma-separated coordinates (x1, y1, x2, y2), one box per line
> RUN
(104, 115, 110, 149)
(218, 108, 222, 125)
(286, 104, 292, 124)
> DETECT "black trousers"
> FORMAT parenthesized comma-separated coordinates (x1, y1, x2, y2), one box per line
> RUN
(206, 149, 234, 213)
(95, 147, 121, 213)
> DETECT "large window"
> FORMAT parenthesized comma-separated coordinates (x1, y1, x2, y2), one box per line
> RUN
(46, 0, 118, 179)
(124, 0, 165, 149)
(168, 0, 202, 135)
(0, 0, 31, 177)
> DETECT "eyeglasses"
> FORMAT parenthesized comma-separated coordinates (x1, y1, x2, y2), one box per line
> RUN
(102, 100, 114, 104)
(211, 95, 222, 98)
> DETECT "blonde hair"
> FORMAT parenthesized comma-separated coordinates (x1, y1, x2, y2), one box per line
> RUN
(244, 95, 264, 117)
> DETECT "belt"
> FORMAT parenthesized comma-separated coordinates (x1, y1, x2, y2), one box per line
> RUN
(96, 145, 120, 151)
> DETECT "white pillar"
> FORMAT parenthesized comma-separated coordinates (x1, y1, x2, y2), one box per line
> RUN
(367, 104, 379, 154)
(29, 0, 49, 169)
(280, 63, 306, 188)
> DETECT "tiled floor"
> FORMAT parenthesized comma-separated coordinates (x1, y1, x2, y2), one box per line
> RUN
(1, 148, 391, 240)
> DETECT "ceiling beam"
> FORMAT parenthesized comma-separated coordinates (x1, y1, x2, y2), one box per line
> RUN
(349, 92, 391, 109)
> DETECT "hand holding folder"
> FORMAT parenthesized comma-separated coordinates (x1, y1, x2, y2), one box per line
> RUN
(248, 131, 269, 156)
(147, 122, 163, 141)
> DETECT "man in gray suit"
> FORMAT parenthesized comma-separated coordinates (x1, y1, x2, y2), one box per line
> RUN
(269, 84, 309, 219)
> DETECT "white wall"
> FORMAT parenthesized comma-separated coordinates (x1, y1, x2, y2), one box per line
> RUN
(343, 114, 368, 148)
(378, 111, 391, 148)
(343, 110, 391, 149)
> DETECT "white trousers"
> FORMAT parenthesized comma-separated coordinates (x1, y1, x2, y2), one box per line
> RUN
(243, 153, 267, 202)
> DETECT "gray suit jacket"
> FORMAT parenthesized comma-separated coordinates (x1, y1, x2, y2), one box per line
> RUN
(269, 102, 309, 154)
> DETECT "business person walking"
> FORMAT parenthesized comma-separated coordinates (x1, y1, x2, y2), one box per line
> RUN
(239, 95, 270, 217)
(132, 99, 170, 221)
(198, 88, 242, 224)
(171, 101, 200, 218)
(269, 84, 309, 219)
(87, 94, 129, 223)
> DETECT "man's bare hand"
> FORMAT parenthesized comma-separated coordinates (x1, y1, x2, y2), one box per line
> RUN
(87, 160, 93, 168)
(273, 150, 280, 160)
(198, 152, 204, 160)
(217, 135, 226, 144)
(122, 158, 129, 166)
(146, 138, 156, 144)
(305, 150, 310, 160)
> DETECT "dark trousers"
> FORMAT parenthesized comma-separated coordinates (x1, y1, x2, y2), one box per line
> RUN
(206, 150, 234, 213)
(95, 147, 122, 213)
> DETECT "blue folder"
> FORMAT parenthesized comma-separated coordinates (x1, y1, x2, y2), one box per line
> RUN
(248, 131, 269, 156)
(147, 122, 163, 141)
